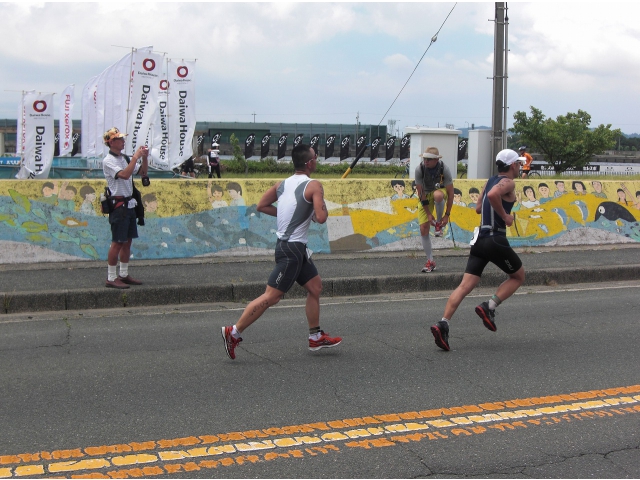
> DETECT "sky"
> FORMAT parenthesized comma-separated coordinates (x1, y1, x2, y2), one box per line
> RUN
(1, 1, 640, 135)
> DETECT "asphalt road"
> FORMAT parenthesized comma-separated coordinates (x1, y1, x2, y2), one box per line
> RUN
(1, 281, 639, 478)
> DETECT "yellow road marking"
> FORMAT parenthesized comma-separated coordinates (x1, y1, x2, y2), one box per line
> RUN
(0, 385, 638, 478)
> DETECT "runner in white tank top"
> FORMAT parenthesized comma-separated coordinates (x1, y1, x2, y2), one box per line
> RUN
(275, 174, 315, 243)
(220, 144, 342, 360)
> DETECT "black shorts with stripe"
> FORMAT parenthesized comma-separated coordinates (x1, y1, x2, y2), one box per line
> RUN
(267, 240, 318, 293)
(465, 235, 522, 277)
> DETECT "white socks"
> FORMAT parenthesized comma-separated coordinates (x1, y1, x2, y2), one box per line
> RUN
(231, 325, 241, 339)
(421, 235, 433, 260)
(435, 198, 445, 221)
(107, 265, 117, 282)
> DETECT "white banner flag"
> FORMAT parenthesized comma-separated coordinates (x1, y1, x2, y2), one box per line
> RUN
(81, 76, 98, 158)
(16, 92, 55, 179)
(127, 49, 164, 154)
(105, 52, 133, 141)
(149, 63, 170, 170)
(168, 59, 196, 170)
(58, 85, 75, 156)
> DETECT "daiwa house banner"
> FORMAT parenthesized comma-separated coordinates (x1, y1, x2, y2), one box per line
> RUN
(400, 134, 410, 160)
(127, 50, 164, 154)
(150, 64, 170, 170)
(277, 134, 288, 159)
(293, 133, 304, 148)
(385, 136, 396, 160)
(325, 134, 336, 159)
(340, 135, 351, 161)
(370, 136, 381, 161)
(167, 59, 196, 169)
(260, 133, 271, 159)
(58, 85, 74, 156)
(16, 92, 55, 179)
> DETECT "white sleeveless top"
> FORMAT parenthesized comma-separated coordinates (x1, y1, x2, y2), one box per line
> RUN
(275, 174, 315, 243)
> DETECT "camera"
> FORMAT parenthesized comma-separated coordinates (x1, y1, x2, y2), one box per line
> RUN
(141, 175, 150, 187)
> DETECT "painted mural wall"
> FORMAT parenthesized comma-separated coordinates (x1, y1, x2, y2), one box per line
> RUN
(1, 178, 639, 264)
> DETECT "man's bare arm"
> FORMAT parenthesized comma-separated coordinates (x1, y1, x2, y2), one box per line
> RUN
(257, 182, 280, 217)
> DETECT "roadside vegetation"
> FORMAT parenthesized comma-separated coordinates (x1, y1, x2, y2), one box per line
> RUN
(216, 111, 638, 180)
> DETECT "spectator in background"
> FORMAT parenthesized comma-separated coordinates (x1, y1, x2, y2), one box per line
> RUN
(519, 146, 533, 178)
(102, 127, 148, 289)
(207, 143, 222, 178)
(180, 155, 196, 178)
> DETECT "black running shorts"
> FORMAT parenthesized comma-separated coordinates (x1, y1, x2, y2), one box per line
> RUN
(267, 240, 318, 293)
(465, 235, 522, 277)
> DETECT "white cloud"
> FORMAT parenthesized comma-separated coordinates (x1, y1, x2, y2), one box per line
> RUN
(0, 2, 639, 132)
(383, 54, 413, 69)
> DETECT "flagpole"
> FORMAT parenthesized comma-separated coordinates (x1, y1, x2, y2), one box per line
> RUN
(125, 47, 134, 140)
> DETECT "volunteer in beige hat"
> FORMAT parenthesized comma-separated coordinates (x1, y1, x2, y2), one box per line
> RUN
(414, 146, 454, 273)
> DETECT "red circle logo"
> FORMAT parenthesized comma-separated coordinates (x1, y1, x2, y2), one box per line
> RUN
(177, 66, 189, 78)
(33, 100, 47, 113)
(160, 80, 169, 90)
(143, 58, 156, 71)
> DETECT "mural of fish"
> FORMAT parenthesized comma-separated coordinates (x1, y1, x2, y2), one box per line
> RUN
(9, 189, 31, 213)
(57, 217, 89, 227)
(21, 221, 48, 233)
(80, 243, 99, 260)
(594, 202, 637, 223)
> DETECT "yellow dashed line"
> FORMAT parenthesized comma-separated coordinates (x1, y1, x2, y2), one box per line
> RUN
(1, 386, 639, 478)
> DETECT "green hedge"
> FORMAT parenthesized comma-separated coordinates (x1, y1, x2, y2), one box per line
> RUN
(221, 157, 405, 176)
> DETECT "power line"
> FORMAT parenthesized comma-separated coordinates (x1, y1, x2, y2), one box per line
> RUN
(377, 3, 458, 127)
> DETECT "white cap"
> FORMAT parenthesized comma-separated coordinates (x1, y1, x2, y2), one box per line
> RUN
(496, 149, 526, 166)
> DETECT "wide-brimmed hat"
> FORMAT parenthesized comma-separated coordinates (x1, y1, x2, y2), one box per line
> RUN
(496, 149, 526, 166)
(419, 146, 442, 159)
(103, 127, 127, 145)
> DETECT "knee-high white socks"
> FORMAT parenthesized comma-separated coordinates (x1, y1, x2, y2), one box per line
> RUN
(421, 234, 433, 261)
(435, 198, 445, 221)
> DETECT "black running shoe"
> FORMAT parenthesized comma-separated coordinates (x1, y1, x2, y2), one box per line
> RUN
(475, 302, 497, 331)
(430, 320, 450, 351)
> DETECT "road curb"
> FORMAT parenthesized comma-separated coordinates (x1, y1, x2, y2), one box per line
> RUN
(3, 264, 639, 314)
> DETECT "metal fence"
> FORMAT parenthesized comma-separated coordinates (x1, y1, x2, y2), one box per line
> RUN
(529, 162, 640, 177)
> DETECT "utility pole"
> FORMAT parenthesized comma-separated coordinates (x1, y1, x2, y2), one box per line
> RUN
(490, 2, 508, 175)
(252, 112, 256, 123)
